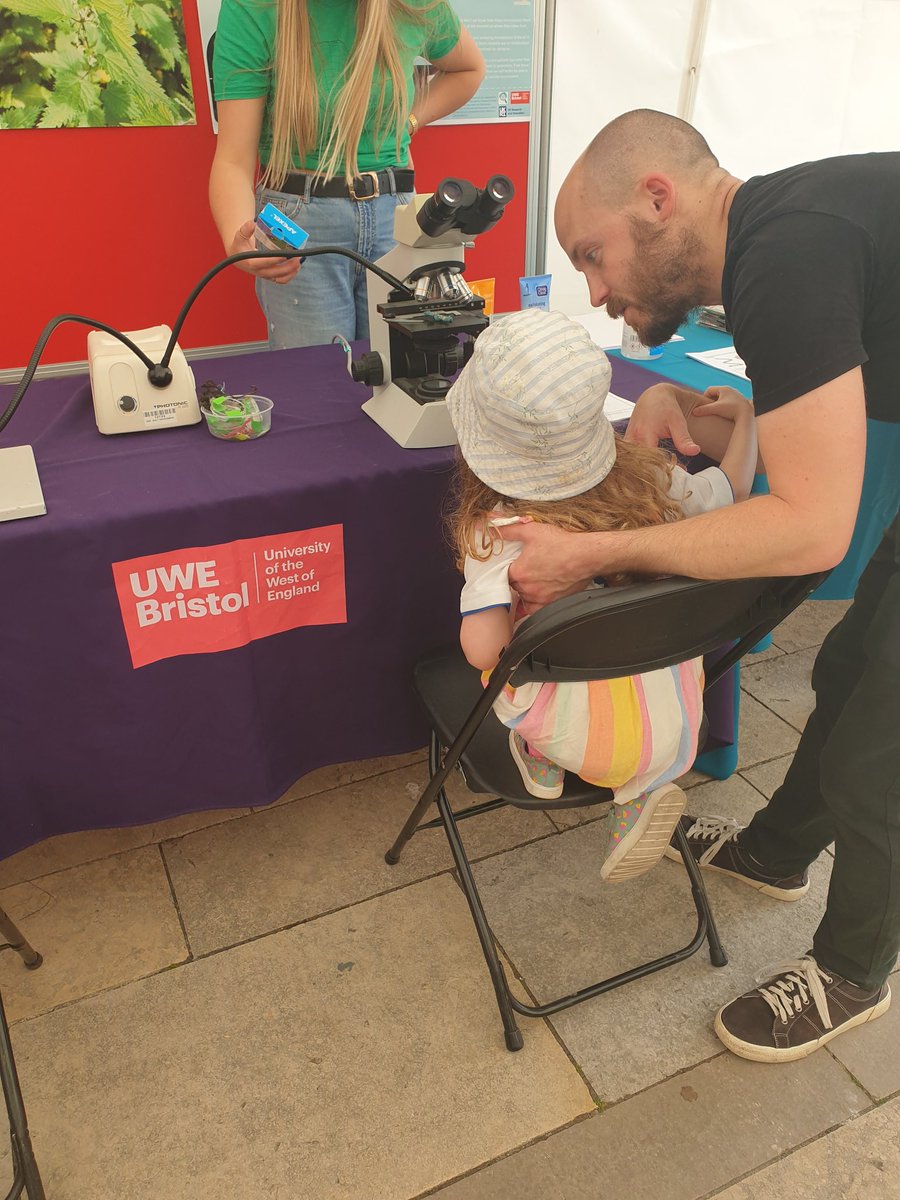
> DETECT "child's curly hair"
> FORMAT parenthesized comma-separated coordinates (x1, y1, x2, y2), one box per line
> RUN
(446, 435, 685, 585)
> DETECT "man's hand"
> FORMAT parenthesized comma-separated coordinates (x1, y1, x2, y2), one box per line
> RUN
(500, 520, 599, 612)
(624, 382, 702, 456)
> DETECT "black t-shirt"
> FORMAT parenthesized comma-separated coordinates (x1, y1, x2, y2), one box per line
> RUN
(722, 153, 900, 423)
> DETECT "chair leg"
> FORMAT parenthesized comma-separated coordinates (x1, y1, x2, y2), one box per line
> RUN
(672, 822, 728, 967)
(0, 912, 41, 972)
(385, 735, 523, 1047)
(385, 732, 448, 865)
(435, 787, 524, 1051)
(0, 991, 46, 1200)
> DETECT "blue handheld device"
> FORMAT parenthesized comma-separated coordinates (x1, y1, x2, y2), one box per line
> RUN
(255, 203, 310, 254)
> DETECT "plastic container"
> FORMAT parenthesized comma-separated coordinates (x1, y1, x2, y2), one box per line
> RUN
(620, 322, 662, 359)
(201, 395, 273, 441)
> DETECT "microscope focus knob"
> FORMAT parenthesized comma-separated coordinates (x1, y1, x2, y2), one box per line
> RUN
(350, 352, 384, 386)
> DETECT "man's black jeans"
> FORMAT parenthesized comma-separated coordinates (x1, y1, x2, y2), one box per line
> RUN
(741, 511, 900, 990)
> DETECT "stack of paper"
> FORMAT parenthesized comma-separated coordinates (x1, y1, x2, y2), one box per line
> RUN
(697, 305, 727, 331)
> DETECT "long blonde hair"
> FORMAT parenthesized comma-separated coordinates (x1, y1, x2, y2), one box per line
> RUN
(265, 0, 431, 187)
(447, 438, 685, 587)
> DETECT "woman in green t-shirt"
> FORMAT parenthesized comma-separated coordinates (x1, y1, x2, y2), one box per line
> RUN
(210, 0, 484, 349)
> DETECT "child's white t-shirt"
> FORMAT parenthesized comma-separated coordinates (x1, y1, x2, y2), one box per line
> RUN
(460, 464, 734, 615)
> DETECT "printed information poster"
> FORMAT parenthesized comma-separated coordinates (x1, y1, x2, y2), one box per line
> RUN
(112, 525, 346, 668)
(1, 0, 196, 129)
(434, 0, 534, 125)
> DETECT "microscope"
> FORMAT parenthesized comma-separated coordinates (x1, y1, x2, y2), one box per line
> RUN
(350, 175, 514, 448)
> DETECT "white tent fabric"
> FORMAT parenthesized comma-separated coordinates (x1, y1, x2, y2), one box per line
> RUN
(542, 0, 900, 327)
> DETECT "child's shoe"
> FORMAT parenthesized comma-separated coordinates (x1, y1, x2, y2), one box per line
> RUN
(600, 783, 687, 882)
(509, 730, 564, 799)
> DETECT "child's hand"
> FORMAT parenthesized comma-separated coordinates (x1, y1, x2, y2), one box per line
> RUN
(692, 386, 753, 424)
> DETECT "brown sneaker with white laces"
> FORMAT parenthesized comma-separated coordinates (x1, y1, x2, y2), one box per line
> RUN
(663, 814, 810, 901)
(715, 956, 892, 1062)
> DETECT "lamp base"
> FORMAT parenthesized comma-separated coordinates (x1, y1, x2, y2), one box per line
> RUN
(88, 325, 200, 435)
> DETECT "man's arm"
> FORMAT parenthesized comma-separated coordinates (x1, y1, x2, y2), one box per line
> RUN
(504, 369, 866, 602)
(627, 381, 765, 472)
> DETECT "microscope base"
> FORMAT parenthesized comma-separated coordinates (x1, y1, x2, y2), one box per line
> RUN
(362, 384, 456, 449)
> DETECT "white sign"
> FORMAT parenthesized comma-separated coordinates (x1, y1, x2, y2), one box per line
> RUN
(196, 0, 223, 130)
(686, 347, 749, 381)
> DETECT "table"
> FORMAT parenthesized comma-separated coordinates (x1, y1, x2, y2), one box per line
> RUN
(0, 344, 736, 861)
(611, 316, 900, 601)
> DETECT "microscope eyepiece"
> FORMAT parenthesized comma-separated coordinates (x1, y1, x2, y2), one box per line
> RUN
(437, 179, 465, 206)
(485, 174, 514, 203)
(469, 174, 515, 232)
(417, 178, 477, 238)
(416, 174, 517, 239)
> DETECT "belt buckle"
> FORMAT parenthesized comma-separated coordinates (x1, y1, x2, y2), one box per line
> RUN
(349, 171, 380, 201)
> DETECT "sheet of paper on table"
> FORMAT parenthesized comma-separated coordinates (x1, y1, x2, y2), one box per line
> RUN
(605, 393, 635, 422)
(686, 346, 748, 380)
(0, 445, 46, 522)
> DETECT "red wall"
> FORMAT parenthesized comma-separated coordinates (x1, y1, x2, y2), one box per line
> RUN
(2, 3, 529, 369)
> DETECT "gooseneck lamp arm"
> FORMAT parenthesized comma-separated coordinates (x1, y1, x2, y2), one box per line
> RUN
(0, 248, 415, 436)
(160, 247, 416, 369)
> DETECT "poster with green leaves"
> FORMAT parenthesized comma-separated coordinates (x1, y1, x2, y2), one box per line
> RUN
(1, 1, 196, 129)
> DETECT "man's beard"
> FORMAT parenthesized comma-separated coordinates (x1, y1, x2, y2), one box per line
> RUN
(617, 216, 707, 346)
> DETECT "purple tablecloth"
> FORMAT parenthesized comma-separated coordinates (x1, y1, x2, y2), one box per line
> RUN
(0, 346, 732, 859)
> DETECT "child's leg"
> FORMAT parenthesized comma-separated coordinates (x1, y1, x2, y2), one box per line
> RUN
(600, 784, 687, 883)
(508, 730, 565, 800)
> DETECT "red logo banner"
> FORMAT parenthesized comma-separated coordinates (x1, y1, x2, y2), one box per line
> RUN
(112, 525, 347, 668)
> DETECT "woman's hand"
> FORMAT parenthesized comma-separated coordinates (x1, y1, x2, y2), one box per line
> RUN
(624, 382, 702, 456)
(228, 219, 301, 284)
(500, 520, 599, 613)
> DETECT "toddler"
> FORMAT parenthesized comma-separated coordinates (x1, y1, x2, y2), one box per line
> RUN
(445, 308, 757, 882)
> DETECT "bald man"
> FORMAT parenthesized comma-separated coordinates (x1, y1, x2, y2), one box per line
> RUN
(505, 109, 900, 1063)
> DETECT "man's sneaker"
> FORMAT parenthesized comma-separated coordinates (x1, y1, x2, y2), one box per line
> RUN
(600, 783, 687, 883)
(508, 730, 564, 799)
(663, 814, 810, 901)
(715, 956, 891, 1062)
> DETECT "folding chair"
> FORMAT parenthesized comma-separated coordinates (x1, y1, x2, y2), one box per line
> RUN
(386, 571, 828, 1051)
(0, 909, 46, 1200)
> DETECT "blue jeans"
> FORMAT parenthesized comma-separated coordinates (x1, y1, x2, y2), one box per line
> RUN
(255, 179, 413, 349)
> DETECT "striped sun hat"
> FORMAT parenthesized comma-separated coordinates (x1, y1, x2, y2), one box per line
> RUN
(447, 308, 616, 501)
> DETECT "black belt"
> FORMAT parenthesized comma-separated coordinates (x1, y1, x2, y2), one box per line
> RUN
(278, 168, 414, 200)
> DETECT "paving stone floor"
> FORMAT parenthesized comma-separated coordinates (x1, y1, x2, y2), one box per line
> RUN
(2, 599, 898, 1199)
